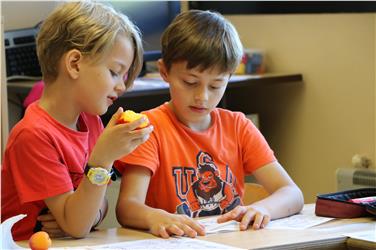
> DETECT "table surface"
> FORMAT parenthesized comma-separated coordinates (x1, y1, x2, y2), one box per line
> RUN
(17, 204, 375, 250)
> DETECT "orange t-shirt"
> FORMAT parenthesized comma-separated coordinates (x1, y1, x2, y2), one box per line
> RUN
(116, 103, 275, 217)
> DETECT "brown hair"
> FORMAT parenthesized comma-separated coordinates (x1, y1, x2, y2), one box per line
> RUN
(37, 1, 143, 88)
(161, 10, 243, 73)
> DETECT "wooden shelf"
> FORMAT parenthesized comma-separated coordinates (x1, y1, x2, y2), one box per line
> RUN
(124, 73, 303, 98)
(7, 73, 303, 96)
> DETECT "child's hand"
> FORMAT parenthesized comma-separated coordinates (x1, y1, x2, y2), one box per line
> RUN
(149, 213, 205, 239)
(89, 107, 153, 168)
(217, 205, 271, 230)
(37, 211, 67, 238)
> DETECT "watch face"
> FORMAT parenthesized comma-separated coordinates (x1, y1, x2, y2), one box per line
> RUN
(94, 174, 106, 183)
(87, 168, 110, 185)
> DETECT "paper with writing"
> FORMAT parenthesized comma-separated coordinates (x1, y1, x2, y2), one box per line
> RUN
(51, 237, 245, 250)
(198, 217, 240, 234)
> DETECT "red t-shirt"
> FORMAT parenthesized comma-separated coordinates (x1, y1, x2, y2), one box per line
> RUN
(116, 103, 276, 217)
(1, 102, 103, 240)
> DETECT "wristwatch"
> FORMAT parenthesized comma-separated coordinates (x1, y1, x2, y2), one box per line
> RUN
(84, 164, 113, 186)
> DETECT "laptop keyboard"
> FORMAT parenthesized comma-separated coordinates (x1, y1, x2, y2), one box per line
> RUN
(4, 27, 42, 82)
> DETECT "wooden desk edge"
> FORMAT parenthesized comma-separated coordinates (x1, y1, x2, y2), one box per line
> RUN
(347, 238, 376, 250)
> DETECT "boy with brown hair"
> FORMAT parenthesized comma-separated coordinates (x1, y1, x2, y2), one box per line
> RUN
(115, 10, 304, 238)
(1, 1, 153, 240)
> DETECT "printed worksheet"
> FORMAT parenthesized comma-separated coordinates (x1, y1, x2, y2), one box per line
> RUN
(266, 213, 334, 229)
(196, 206, 335, 232)
(198, 217, 240, 234)
(53, 238, 245, 250)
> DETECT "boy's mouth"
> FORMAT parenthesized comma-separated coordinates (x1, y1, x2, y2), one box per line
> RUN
(190, 106, 207, 113)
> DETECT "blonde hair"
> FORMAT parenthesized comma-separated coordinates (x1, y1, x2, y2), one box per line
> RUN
(161, 10, 243, 73)
(37, 1, 143, 88)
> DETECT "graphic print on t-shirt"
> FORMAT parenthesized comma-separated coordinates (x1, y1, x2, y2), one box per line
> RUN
(175, 151, 240, 217)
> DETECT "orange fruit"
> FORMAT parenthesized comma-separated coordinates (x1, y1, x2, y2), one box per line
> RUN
(29, 231, 52, 250)
(117, 110, 149, 129)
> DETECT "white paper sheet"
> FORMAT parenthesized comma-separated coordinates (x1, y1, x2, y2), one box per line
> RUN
(197, 208, 335, 232)
(343, 230, 376, 243)
(52, 238, 245, 250)
(198, 217, 240, 234)
(266, 213, 334, 229)
(0, 214, 27, 249)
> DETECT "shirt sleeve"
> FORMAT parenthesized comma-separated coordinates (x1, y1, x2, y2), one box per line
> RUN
(8, 129, 73, 203)
(237, 113, 276, 174)
(116, 129, 160, 175)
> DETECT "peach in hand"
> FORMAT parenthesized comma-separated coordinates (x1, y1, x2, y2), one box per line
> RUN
(29, 231, 52, 250)
(117, 110, 149, 129)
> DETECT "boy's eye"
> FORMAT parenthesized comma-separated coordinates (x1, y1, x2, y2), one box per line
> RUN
(183, 80, 196, 85)
(210, 85, 221, 90)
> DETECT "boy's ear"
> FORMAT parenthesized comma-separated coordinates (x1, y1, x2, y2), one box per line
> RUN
(157, 59, 169, 83)
(65, 49, 82, 79)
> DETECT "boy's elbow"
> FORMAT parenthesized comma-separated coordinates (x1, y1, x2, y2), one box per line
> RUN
(293, 185, 305, 212)
(116, 201, 128, 227)
(116, 198, 145, 228)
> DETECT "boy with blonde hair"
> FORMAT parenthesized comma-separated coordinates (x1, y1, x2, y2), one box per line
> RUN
(115, 10, 304, 238)
(1, 1, 153, 240)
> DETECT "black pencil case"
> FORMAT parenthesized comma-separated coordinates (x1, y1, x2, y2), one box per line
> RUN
(315, 188, 376, 218)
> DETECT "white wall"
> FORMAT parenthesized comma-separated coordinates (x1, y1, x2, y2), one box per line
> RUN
(1, 11, 7, 159)
(227, 13, 375, 202)
(2, 1, 60, 132)
(2, 1, 58, 30)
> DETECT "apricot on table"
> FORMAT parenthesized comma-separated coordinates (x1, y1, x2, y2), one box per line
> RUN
(29, 231, 52, 250)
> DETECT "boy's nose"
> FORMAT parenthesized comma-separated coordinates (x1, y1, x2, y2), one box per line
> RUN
(194, 86, 209, 102)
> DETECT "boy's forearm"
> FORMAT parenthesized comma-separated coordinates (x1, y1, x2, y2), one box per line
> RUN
(252, 185, 304, 220)
(117, 199, 166, 230)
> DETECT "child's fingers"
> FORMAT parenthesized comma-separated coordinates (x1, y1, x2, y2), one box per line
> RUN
(42, 228, 66, 238)
(167, 225, 184, 236)
(125, 117, 149, 131)
(217, 213, 231, 223)
(217, 206, 243, 223)
(260, 215, 271, 229)
(41, 220, 60, 229)
(184, 220, 205, 236)
(157, 226, 170, 239)
(107, 107, 124, 127)
(37, 213, 55, 222)
(179, 224, 197, 238)
(128, 125, 153, 139)
(123, 131, 152, 150)
(131, 134, 151, 146)
(240, 210, 256, 230)
(251, 213, 264, 230)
